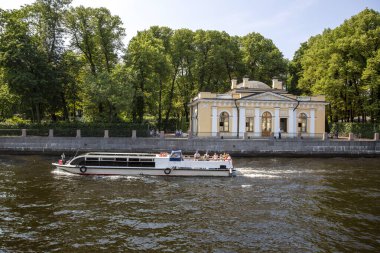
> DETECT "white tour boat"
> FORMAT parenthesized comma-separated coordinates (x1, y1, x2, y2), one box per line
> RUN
(52, 150, 235, 177)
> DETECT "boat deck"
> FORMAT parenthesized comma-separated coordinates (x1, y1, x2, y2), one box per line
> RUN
(85, 152, 157, 157)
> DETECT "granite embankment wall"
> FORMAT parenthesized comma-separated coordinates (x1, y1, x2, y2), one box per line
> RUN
(0, 136, 379, 157)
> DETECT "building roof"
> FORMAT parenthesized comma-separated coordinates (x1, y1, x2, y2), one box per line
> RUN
(188, 77, 327, 105)
(236, 80, 271, 90)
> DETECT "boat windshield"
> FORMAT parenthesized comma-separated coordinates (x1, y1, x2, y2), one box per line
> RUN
(170, 150, 182, 161)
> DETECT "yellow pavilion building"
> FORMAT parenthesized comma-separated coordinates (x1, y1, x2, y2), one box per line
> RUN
(189, 77, 328, 138)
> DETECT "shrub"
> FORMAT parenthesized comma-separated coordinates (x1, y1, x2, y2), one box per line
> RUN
(330, 122, 379, 138)
(4, 115, 30, 126)
(0, 121, 150, 137)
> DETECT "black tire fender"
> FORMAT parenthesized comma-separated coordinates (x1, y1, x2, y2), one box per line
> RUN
(164, 168, 171, 175)
(80, 166, 87, 173)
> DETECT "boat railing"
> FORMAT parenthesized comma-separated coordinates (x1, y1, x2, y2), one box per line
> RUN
(85, 152, 156, 157)
(183, 155, 231, 161)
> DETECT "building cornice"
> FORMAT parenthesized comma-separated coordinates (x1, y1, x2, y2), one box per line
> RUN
(188, 98, 328, 108)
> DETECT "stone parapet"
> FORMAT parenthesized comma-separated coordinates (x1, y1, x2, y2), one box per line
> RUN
(0, 137, 379, 157)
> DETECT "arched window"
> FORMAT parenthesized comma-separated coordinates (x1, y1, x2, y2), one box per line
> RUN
(246, 117, 254, 132)
(219, 112, 229, 132)
(298, 113, 307, 133)
(261, 112, 272, 136)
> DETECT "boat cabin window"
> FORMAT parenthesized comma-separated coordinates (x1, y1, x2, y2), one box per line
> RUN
(70, 157, 85, 165)
(86, 157, 99, 166)
(128, 157, 155, 167)
(71, 155, 155, 167)
(170, 151, 183, 161)
(101, 157, 114, 161)
(114, 157, 128, 166)
(140, 158, 154, 162)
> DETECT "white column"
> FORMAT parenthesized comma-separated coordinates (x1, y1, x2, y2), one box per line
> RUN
(192, 107, 198, 134)
(254, 107, 261, 137)
(239, 107, 246, 138)
(211, 107, 218, 137)
(232, 108, 237, 135)
(310, 109, 315, 137)
(189, 108, 193, 134)
(288, 108, 294, 137)
(293, 109, 298, 136)
(274, 107, 280, 137)
(192, 117, 197, 134)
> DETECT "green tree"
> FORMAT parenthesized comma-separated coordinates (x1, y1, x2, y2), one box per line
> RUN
(82, 63, 133, 122)
(362, 49, 380, 122)
(298, 9, 380, 123)
(141, 26, 174, 130)
(170, 29, 196, 125)
(287, 42, 308, 94)
(25, 0, 72, 121)
(0, 70, 19, 120)
(2, 2, 292, 126)
(194, 30, 237, 93)
(125, 29, 168, 124)
(241, 32, 287, 85)
(65, 6, 124, 75)
(0, 1, 71, 122)
(65, 6, 125, 121)
(0, 9, 51, 122)
(58, 50, 84, 121)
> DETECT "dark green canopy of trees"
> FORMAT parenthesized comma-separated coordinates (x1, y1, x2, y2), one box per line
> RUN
(1, 1, 379, 129)
(288, 8, 380, 123)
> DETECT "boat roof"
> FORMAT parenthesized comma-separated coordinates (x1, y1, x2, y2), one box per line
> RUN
(83, 152, 157, 157)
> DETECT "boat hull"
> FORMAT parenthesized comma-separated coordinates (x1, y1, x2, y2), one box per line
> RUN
(52, 164, 235, 177)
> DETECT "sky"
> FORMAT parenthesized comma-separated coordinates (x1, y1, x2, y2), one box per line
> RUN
(1, 0, 379, 59)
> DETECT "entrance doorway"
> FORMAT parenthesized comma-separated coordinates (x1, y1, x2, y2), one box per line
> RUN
(280, 118, 287, 133)
(261, 112, 272, 137)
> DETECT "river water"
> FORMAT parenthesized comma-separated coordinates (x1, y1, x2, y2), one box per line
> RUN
(0, 155, 379, 252)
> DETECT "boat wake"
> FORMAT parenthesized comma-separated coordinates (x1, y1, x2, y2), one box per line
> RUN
(236, 167, 292, 178)
(51, 169, 146, 181)
(100, 175, 142, 181)
(240, 173, 281, 179)
(51, 169, 77, 176)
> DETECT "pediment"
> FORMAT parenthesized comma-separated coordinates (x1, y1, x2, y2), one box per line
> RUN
(241, 92, 295, 102)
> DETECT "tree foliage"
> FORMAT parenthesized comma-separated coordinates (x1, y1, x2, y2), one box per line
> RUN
(241, 32, 287, 84)
(0, 1, 287, 128)
(6, 1, 378, 131)
(123, 28, 289, 130)
(292, 9, 380, 123)
(0, 7, 51, 122)
(65, 5, 126, 121)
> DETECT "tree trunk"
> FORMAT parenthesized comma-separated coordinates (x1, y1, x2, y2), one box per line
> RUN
(164, 66, 179, 130)
(328, 104, 333, 123)
(183, 102, 189, 123)
(158, 78, 163, 130)
(30, 103, 35, 123)
(35, 103, 41, 123)
(73, 96, 77, 122)
(108, 101, 113, 122)
(61, 92, 69, 121)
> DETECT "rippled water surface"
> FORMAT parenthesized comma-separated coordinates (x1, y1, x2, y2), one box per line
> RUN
(0, 155, 379, 252)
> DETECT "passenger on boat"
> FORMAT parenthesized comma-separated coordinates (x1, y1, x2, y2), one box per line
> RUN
(204, 152, 209, 161)
(194, 150, 200, 160)
(213, 153, 218, 160)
